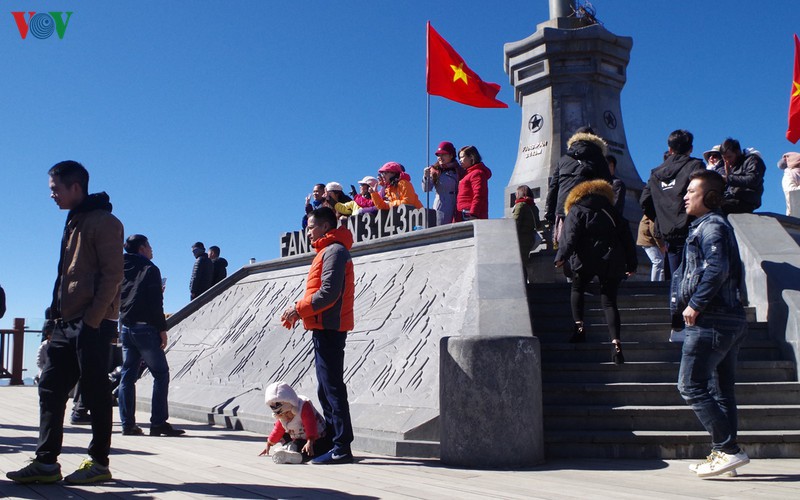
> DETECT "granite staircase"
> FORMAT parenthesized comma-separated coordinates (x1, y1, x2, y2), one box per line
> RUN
(528, 279, 800, 459)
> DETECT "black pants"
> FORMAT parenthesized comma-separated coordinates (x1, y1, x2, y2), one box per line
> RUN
(36, 320, 115, 466)
(312, 329, 353, 452)
(571, 273, 622, 341)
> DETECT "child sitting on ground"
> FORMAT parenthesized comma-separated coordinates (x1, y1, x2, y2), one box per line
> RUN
(258, 381, 330, 464)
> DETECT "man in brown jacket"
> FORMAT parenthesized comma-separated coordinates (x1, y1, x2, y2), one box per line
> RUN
(7, 161, 123, 485)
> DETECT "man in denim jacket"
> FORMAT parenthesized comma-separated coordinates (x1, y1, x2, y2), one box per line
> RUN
(671, 170, 749, 478)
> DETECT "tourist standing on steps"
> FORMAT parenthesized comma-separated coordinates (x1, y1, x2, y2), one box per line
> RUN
(119, 234, 185, 438)
(554, 179, 636, 364)
(7, 161, 123, 485)
(280, 207, 355, 465)
(544, 126, 611, 247)
(674, 170, 749, 478)
(718, 138, 766, 215)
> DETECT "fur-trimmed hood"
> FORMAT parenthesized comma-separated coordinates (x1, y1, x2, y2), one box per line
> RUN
(564, 179, 614, 214)
(567, 132, 608, 157)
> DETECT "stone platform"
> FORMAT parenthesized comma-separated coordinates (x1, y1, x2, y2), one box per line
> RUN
(2, 386, 800, 499)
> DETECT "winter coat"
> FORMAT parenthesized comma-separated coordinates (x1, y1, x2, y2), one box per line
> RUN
(371, 179, 423, 210)
(265, 382, 326, 443)
(636, 214, 664, 248)
(555, 180, 637, 279)
(295, 226, 355, 332)
(723, 152, 766, 210)
(640, 153, 705, 243)
(120, 253, 167, 331)
(780, 152, 800, 215)
(611, 176, 626, 216)
(190, 252, 214, 299)
(422, 160, 463, 225)
(50, 192, 124, 328)
(456, 161, 492, 220)
(544, 132, 611, 222)
(212, 257, 228, 285)
(512, 197, 541, 260)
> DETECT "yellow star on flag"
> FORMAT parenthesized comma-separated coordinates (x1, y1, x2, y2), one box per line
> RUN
(793, 81, 800, 98)
(450, 63, 468, 85)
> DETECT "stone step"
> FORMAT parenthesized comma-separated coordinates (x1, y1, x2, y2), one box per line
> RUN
(544, 430, 800, 459)
(540, 340, 784, 363)
(543, 382, 800, 406)
(533, 322, 770, 342)
(541, 361, 797, 384)
(543, 405, 800, 432)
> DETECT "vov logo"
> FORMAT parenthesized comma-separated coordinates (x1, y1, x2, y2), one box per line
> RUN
(12, 12, 73, 40)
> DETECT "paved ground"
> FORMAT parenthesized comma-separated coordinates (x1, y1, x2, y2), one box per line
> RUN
(1, 386, 799, 499)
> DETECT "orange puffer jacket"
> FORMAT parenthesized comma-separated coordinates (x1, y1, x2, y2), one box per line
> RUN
(295, 226, 355, 332)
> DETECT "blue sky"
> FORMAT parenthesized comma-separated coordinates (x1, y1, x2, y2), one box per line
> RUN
(1, 0, 798, 330)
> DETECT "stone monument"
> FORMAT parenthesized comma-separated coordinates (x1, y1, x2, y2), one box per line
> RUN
(503, 0, 644, 222)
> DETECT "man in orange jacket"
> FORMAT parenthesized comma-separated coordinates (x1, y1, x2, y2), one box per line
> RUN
(281, 207, 355, 464)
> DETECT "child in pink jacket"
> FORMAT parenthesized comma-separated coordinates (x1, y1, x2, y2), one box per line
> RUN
(258, 381, 329, 464)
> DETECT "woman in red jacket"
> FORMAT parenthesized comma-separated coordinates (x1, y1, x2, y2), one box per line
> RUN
(456, 145, 492, 221)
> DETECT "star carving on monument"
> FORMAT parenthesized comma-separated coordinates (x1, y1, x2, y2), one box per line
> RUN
(450, 63, 469, 85)
(793, 81, 800, 98)
(603, 110, 617, 129)
(528, 114, 544, 133)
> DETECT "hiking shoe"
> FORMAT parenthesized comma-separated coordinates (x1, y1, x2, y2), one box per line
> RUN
(669, 329, 686, 343)
(150, 422, 185, 437)
(311, 448, 353, 465)
(70, 412, 92, 425)
(64, 459, 112, 484)
(122, 425, 144, 436)
(272, 449, 303, 464)
(695, 450, 749, 478)
(6, 459, 62, 484)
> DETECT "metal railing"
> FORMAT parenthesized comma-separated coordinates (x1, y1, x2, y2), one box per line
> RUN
(0, 318, 25, 385)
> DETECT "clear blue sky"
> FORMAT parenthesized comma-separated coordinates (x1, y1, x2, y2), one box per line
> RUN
(1, 0, 798, 329)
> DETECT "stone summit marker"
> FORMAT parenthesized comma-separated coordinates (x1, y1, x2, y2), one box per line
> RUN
(503, 0, 644, 222)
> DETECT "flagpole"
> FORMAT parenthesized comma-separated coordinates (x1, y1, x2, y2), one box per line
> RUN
(426, 93, 431, 228)
(425, 22, 431, 228)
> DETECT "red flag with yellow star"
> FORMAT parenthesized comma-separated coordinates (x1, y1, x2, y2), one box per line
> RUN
(426, 22, 507, 109)
(788, 34, 800, 143)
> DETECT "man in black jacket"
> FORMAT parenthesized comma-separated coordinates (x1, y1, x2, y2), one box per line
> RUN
(189, 242, 213, 300)
(544, 126, 611, 246)
(209, 245, 228, 286)
(118, 234, 184, 437)
(640, 129, 706, 275)
(719, 138, 766, 214)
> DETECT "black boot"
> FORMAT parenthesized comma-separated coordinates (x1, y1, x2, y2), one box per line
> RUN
(612, 341, 625, 364)
(568, 322, 586, 343)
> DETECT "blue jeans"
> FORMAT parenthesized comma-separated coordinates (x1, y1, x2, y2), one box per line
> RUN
(119, 324, 170, 428)
(643, 245, 665, 281)
(677, 309, 747, 453)
(312, 329, 353, 452)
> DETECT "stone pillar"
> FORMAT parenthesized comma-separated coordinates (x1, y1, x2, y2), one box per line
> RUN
(440, 336, 544, 468)
(502, 13, 644, 223)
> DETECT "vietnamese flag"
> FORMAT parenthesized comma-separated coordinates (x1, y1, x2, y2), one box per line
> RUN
(426, 22, 507, 109)
(788, 34, 800, 143)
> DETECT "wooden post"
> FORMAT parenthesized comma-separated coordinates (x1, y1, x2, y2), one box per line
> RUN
(10, 318, 24, 385)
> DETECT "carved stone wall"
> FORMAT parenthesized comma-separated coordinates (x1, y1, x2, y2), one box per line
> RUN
(137, 220, 533, 454)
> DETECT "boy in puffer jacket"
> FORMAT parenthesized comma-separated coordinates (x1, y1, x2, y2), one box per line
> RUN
(259, 381, 329, 464)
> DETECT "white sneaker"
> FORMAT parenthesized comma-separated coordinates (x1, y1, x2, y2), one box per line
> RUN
(669, 329, 686, 343)
(695, 450, 749, 478)
(272, 449, 302, 464)
(689, 452, 738, 476)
